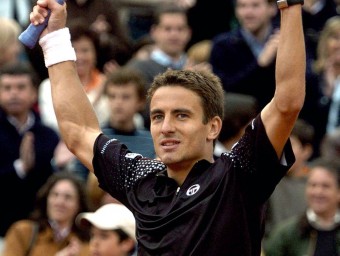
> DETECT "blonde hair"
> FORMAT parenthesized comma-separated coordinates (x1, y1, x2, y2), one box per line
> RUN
(313, 16, 340, 73)
(187, 40, 212, 64)
(0, 17, 21, 50)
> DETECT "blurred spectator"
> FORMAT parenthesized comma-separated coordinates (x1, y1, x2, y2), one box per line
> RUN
(210, 0, 279, 111)
(3, 171, 90, 256)
(305, 16, 340, 158)
(0, 17, 27, 68)
(126, 5, 192, 86)
(66, 0, 133, 69)
(126, 4, 211, 129)
(302, 0, 338, 65)
(336, 0, 340, 13)
(214, 93, 258, 157)
(0, 0, 33, 29)
(264, 119, 315, 242)
(264, 157, 340, 256)
(0, 62, 59, 245)
(25, 0, 133, 81)
(76, 203, 137, 256)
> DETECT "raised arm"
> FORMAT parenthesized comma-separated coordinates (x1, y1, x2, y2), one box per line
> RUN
(30, 0, 101, 171)
(261, 3, 305, 158)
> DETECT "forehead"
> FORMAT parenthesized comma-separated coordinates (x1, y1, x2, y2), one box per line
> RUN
(107, 82, 137, 92)
(51, 179, 77, 193)
(158, 12, 188, 25)
(309, 167, 337, 183)
(0, 74, 32, 87)
(150, 85, 202, 111)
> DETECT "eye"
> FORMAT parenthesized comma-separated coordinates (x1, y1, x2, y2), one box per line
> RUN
(151, 114, 164, 121)
(177, 113, 188, 120)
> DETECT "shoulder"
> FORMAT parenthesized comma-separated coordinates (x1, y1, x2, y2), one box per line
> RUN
(212, 29, 242, 45)
(7, 220, 36, 234)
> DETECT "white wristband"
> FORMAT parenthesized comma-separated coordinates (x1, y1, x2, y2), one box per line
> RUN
(39, 28, 77, 68)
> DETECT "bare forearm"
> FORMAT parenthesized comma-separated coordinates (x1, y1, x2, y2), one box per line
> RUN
(276, 5, 306, 110)
(48, 61, 100, 151)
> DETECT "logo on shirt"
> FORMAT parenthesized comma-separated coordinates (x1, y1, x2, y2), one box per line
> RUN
(186, 184, 200, 196)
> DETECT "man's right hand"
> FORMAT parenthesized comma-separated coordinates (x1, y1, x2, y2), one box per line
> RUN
(20, 132, 35, 174)
(30, 0, 67, 38)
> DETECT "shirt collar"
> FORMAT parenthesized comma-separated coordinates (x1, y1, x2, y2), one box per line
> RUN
(240, 26, 273, 58)
(7, 111, 35, 135)
(150, 49, 187, 70)
(306, 208, 340, 230)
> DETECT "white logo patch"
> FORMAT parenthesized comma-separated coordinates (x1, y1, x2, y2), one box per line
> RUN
(126, 153, 142, 159)
(186, 184, 200, 196)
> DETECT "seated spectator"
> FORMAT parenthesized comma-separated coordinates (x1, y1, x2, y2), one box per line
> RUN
(76, 203, 137, 256)
(210, 0, 279, 110)
(304, 16, 340, 158)
(3, 171, 91, 256)
(0, 62, 59, 247)
(264, 157, 340, 256)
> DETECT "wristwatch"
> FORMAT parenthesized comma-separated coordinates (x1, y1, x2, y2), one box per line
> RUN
(277, 0, 304, 9)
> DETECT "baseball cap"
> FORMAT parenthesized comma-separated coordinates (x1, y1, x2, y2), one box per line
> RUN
(76, 203, 136, 241)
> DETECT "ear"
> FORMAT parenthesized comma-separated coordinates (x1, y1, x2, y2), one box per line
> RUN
(207, 116, 222, 141)
(121, 238, 135, 253)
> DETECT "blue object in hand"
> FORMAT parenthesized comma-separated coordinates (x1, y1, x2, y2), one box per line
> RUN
(18, 0, 64, 49)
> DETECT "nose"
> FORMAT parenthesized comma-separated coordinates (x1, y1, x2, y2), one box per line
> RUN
(161, 115, 175, 134)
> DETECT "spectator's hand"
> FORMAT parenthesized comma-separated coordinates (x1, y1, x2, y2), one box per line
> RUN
(90, 15, 111, 35)
(55, 237, 81, 256)
(103, 60, 120, 76)
(257, 30, 280, 67)
(30, 0, 67, 38)
(53, 141, 76, 170)
(20, 132, 35, 174)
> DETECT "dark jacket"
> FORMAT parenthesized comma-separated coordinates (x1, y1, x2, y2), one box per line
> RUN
(0, 109, 59, 236)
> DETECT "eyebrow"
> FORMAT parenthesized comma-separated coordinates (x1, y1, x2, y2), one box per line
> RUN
(150, 108, 193, 116)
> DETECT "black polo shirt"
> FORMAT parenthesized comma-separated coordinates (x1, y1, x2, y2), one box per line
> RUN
(93, 116, 294, 256)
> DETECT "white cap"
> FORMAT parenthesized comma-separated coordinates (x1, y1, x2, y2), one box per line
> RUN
(76, 203, 136, 241)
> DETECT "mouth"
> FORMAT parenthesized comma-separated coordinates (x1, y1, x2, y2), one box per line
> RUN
(160, 139, 180, 150)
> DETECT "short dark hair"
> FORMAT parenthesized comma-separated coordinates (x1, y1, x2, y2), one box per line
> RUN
(152, 4, 188, 26)
(291, 119, 315, 146)
(104, 67, 147, 101)
(308, 157, 340, 187)
(0, 62, 40, 89)
(147, 69, 224, 124)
